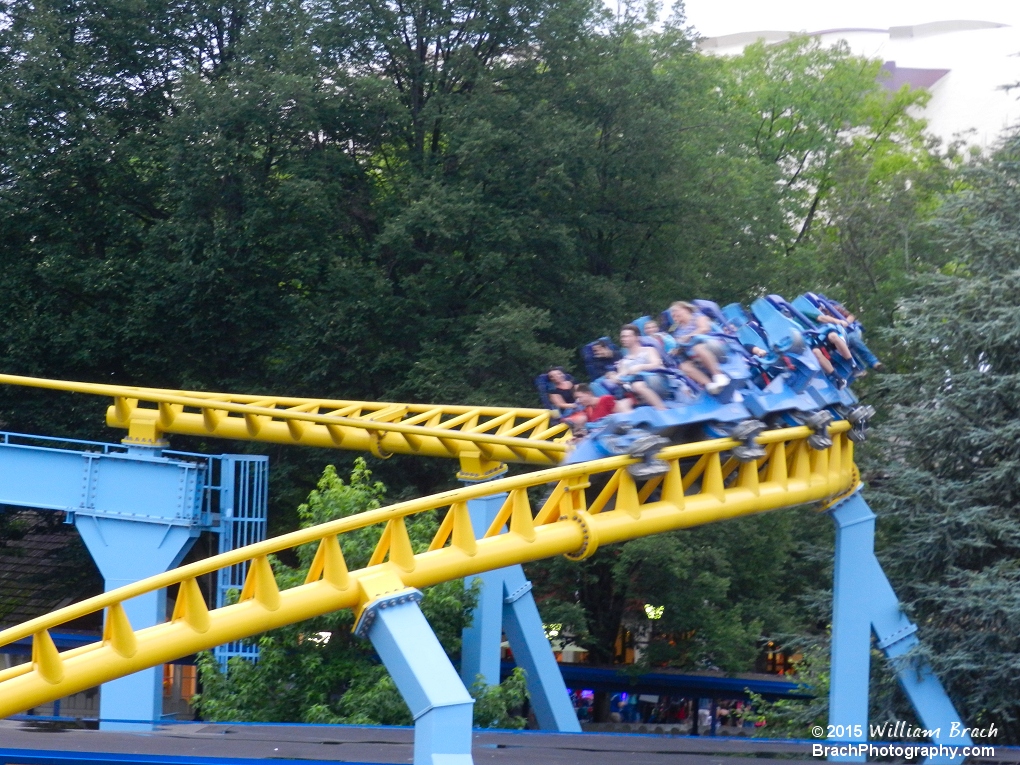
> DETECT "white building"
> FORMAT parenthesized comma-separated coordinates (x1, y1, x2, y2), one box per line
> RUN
(699, 20, 1020, 149)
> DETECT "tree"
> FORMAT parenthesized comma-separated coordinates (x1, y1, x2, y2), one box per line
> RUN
(527, 505, 833, 675)
(724, 36, 932, 255)
(862, 130, 1020, 743)
(194, 459, 528, 726)
(792, 138, 958, 327)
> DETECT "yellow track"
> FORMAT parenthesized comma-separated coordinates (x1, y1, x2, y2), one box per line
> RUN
(0, 374, 569, 478)
(0, 417, 857, 717)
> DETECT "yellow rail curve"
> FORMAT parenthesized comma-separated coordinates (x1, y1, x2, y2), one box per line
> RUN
(0, 373, 569, 474)
(0, 422, 856, 718)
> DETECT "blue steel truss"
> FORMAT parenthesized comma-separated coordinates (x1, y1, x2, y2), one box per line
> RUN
(0, 431, 268, 727)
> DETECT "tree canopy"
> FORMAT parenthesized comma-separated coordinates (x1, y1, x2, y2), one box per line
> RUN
(863, 133, 1020, 741)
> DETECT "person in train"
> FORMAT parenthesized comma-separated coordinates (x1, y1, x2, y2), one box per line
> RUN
(796, 302, 858, 377)
(641, 318, 678, 355)
(603, 325, 669, 410)
(667, 302, 730, 394)
(565, 384, 633, 436)
(822, 299, 884, 371)
(546, 367, 579, 413)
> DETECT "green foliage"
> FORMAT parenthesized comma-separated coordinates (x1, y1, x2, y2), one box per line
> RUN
(723, 35, 957, 334)
(0, 0, 963, 726)
(725, 36, 929, 252)
(193, 460, 526, 727)
(860, 132, 1020, 743)
(527, 506, 833, 673)
(744, 645, 830, 738)
(471, 668, 529, 729)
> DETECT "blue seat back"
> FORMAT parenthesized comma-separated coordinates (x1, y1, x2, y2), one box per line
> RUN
(737, 323, 768, 352)
(751, 298, 808, 354)
(692, 299, 729, 331)
(632, 315, 653, 334)
(766, 294, 817, 331)
(792, 294, 824, 319)
(722, 303, 751, 328)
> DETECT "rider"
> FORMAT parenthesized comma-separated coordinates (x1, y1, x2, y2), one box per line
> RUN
(796, 303, 857, 377)
(642, 319, 678, 355)
(566, 383, 633, 435)
(824, 299, 883, 371)
(604, 325, 669, 410)
(667, 302, 730, 395)
(545, 367, 579, 414)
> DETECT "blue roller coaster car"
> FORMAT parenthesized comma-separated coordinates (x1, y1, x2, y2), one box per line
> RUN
(564, 295, 876, 478)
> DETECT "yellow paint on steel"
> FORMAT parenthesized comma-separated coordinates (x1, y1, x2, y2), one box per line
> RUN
(0, 373, 569, 466)
(0, 422, 858, 718)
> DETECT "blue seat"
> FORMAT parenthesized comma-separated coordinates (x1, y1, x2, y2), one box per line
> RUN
(722, 303, 752, 329)
(632, 315, 653, 333)
(692, 299, 730, 331)
(766, 294, 818, 331)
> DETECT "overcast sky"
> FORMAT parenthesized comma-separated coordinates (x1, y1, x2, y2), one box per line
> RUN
(680, 0, 1020, 38)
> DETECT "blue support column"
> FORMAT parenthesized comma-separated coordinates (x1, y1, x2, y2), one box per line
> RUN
(501, 565, 581, 732)
(460, 492, 580, 733)
(827, 491, 874, 758)
(827, 489, 970, 764)
(460, 493, 507, 689)
(0, 435, 214, 731)
(358, 592, 475, 765)
(73, 445, 204, 731)
(75, 518, 197, 731)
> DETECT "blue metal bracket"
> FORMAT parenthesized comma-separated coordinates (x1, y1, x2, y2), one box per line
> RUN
(460, 492, 581, 733)
(359, 596, 475, 765)
(827, 489, 971, 764)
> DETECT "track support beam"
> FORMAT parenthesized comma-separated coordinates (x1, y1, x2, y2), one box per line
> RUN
(827, 489, 970, 764)
(460, 492, 580, 733)
(359, 592, 475, 765)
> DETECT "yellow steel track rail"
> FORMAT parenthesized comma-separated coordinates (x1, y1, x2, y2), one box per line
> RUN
(0, 374, 569, 475)
(0, 422, 858, 718)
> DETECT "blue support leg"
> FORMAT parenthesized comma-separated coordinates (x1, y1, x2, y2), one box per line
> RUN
(460, 493, 581, 732)
(75, 517, 198, 731)
(460, 493, 507, 689)
(827, 492, 874, 760)
(827, 490, 970, 765)
(360, 592, 475, 765)
(0, 434, 259, 729)
(501, 565, 581, 733)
